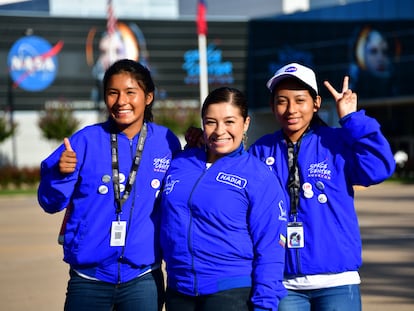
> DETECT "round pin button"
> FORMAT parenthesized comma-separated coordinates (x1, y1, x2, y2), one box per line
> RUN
(98, 185, 108, 194)
(119, 173, 126, 183)
(265, 157, 275, 165)
(303, 190, 314, 198)
(101, 174, 111, 183)
(318, 193, 328, 203)
(151, 179, 160, 189)
(316, 181, 325, 190)
(302, 182, 312, 192)
(119, 183, 125, 192)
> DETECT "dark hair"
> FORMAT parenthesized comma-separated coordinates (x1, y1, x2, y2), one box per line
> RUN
(201, 87, 249, 120)
(103, 59, 154, 122)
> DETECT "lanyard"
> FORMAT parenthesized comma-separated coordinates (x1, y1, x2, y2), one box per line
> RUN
(284, 128, 308, 218)
(286, 138, 301, 217)
(111, 123, 147, 219)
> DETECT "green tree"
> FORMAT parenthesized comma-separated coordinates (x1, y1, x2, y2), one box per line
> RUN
(38, 103, 80, 142)
(0, 113, 17, 144)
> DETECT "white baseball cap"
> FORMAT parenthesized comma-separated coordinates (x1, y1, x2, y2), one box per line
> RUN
(266, 63, 318, 94)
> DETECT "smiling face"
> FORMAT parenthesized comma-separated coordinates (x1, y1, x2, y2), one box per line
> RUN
(105, 72, 153, 138)
(203, 101, 250, 163)
(272, 78, 321, 142)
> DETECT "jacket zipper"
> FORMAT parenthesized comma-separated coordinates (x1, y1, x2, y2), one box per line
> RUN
(187, 167, 208, 296)
(117, 138, 136, 284)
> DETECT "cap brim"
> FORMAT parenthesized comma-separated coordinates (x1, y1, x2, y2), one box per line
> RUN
(266, 74, 290, 91)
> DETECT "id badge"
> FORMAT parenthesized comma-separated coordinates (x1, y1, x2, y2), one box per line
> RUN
(287, 222, 304, 248)
(110, 221, 127, 246)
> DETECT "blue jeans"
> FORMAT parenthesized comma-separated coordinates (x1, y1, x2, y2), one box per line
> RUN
(165, 287, 252, 311)
(278, 284, 361, 311)
(64, 268, 165, 311)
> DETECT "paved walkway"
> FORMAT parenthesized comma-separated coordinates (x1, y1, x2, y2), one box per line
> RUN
(0, 182, 413, 310)
(355, 183, 414, 310)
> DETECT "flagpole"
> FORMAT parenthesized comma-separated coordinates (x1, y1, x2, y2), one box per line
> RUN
(198, 33, 208, 111)
(107, 0, 116, 66)
(196, 0, 208, 115)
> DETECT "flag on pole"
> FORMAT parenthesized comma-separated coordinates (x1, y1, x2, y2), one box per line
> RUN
(105, 0, 120, 69)
(107, 0, 117, 35)
(197, 0, 207, 35)
(196, 0, 208, 113)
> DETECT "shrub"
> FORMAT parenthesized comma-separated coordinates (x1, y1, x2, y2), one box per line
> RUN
(0, 166, 40, 189)
(38, 103, 80, 142)
(154, 106, 200, 136)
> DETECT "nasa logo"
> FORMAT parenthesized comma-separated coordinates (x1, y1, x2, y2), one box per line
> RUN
(7, 35, 63, 92)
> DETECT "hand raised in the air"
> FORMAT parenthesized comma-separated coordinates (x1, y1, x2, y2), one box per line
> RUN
(59, 138, 77, 174)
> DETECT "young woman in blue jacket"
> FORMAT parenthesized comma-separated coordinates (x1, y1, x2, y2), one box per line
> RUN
(38, 59, 181, 311)
(249, 63, 396, 311)
(160, 87, 288, 311)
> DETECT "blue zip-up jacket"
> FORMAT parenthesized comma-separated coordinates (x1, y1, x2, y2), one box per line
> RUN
(249, 110, 395, 277)
(38, 120, 181, 283)
(160, 146, 287, 311)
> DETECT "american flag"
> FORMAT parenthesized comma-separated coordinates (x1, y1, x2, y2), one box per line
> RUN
(197, 0, 207, 35)
(107, 0, 117, 35)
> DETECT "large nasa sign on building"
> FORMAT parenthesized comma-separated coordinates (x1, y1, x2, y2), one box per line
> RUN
(7, 35, 63, 92)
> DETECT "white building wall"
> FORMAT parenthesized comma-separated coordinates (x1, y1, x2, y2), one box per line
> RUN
(49, 0, 179, 18)
(0, 111, 99, 168)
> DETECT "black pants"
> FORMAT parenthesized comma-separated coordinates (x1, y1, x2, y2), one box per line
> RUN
(165, 287, 252, 311)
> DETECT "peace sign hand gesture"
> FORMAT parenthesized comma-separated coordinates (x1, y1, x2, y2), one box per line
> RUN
(323, 76, 357, 119)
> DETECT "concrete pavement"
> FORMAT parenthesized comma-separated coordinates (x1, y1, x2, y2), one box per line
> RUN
(0, 182, 413, 310)
(355, 183, 414, 310)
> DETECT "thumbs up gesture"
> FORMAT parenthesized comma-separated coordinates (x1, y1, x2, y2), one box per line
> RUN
(59, 138, 77, 174)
